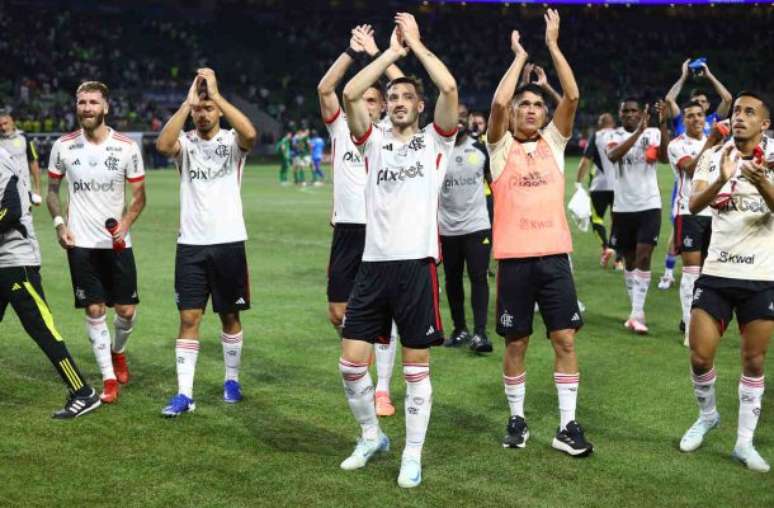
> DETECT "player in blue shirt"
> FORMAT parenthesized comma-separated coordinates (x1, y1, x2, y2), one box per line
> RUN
(310, 129, 326, 186)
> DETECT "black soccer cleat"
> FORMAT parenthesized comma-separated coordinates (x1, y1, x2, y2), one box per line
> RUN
(52, 388, 101, 419)
(679, 320, 686, 333)
(502, 415, 530, 449)
(551, 420, 593, 457)
(470, 333, 493, 353)
(444, 329, 471, 347)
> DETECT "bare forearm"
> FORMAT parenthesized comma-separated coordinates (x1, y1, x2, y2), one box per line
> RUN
(608, 129, 643, 162)
(707, 74, 733, 118)
(410, 40, 456, 94)
(318, 53, 354, 96)
(489, 55, 527, 144)
(385, 63, 404, 81)
(156, 104, 189, 155)
(212, 94, 257, 149)
(29, 161, 41, 194)
(658, 124, 670, 163)
(122, 186, 146, 228)
(576, 157, 591, 183)
(690, 179, 725, 214)
(46, 179, 63, 218)
(666, 75, 686, 118)
(343, 50, 400, 103)
(547, 43, 578, 102)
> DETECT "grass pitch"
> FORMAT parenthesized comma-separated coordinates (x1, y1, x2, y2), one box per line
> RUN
(0, 159, 772, 507)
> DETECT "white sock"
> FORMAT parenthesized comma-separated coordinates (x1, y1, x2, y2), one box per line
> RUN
(632, 269, 651, 317)
(691, 368, 718, 422)
(339, 358, 380, 441)
(503, 372, 526, 417)
(112, 312, 136, 354)
(404, 363, 432, 462)
(221, 331, 243, 382)
(86, 314, 115, 380)
(176, 339, 200, 398)
(555, 372, 579, 430)
(624, 269, 635, 303)
(680, 267, 701, 335)
(375, 324, 398, 394)
(737, 375, 765, 449)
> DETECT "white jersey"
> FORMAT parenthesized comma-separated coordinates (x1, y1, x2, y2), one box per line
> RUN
(606, 127, 662, 212)
(176, 128, 248, 245)
(356, 123, 456, 262)
(324, 108, 366, 224)
(438, 137, 490, 236)
(588, 128, 616, 192)
(693, 139, 774, 281)
(668, 134, 711, 217)
(48, 128, 145, 249)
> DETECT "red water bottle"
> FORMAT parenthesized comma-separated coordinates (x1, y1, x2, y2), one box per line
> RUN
(105, 218, 126, 252)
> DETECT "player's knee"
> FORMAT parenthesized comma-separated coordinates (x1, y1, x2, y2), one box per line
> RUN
(85, 304, 106, 319)
(505, 336, 529, 356)
(115, 305, 136, 320)
(180, 312, 202, 331)
(741, 350, 766, 377)
(551, 332, 576, 356)
(690, 351, 714, 373)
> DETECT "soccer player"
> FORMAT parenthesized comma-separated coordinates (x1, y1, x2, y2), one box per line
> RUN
(488, 10, 591, 457)
(667, 102, 724, 346)
(275, 130, 292, 186)
(1, 148, 101, 418)
(0, 110, 42, 206)
(155, 69, 257, 417)
(680, 91, 774, 472)
(440, 103, 492, 353)
(665, 59, 732, 136)
(606, 98, 669, 333)
(47, 81, 146, 403)
(575, 113, 618, 268)
(337, 13, 457, 488)
(318, 24, 404, 417)
(292, 127, 311, 187)
(309, 129, 326, 186)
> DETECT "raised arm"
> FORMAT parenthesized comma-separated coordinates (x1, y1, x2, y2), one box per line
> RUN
(156, 78, 197, 157)
(342, 29, 407, 140)
(395, 12, 457, 132)
(700, 63, 733, 119)
(655, 100, 670, 164)
(319, 25, 375, 122)
(681, 123, 725, 177)
(665, 59, 689, 118)
(353, 25, 405, 82)
(690, 143, 733, 214)
(198, 68, 257, 151)
(532, 66, 562, 108)
(488, 31, 528, 145)
(607, 106, 649, 163)
(544, 9, 579, 137)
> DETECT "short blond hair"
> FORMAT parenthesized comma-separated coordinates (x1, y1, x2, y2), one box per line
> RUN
(76, 81, 109, 100)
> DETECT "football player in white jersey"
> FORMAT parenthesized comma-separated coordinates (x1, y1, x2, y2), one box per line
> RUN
(667, 101, 724, 346)
(680, 91, 774, 472)
(606, 97, 669, 333)
(155, 69, 257, 417)
(0, 110, 42, 206)
(318, 24, 403, 418)
(336, 13, 458, 488)
(47, 81, 146, 404)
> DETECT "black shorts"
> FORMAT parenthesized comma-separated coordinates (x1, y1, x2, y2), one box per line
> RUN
(327, 223, 365, 303)
(0, 266, 62, 340)
(590, 190, 614, 219)
(675, 214, 712, 257)
(67, 247, 139, 308)
(496, 254, 583, 338)
(343, 258, 444, 349)
(691, 275, 774, 333)
(175, 242, 250, 313)
(610, 209, 661, 252)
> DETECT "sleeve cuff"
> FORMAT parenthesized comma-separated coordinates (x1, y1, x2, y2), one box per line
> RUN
(127, 175, 145, 183)
(47, 171, 63, 179)
(433, 123, 458, 138)
(323, 108, 341, 125)
(351, 124, 373, 146)
(676, 155, 692, 168)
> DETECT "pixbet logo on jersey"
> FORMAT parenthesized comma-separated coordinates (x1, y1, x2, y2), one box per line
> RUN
(72, 179, 116, 193)
(443, 172, 482, 191)
(376, 161, 424, 185)
(189, 164, 233, 181)
(342, 151, 363, 164)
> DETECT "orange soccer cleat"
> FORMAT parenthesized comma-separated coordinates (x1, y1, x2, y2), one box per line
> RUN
(112, 352, 130, 384)
(375, 391, 396, 417)
(100, 379, 120, 403)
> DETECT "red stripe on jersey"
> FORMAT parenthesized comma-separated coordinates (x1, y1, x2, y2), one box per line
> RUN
(606, 142, 619, 150)
(60, 130, 81, 141)
(433, 123, 458, 138)
(435, 153, 442, 170)
(323, 108, 341, 125)
(351, 124, 372, 146)
(113, 136, 133, 145)
(675, 214, 684, 252)
(47, 171, 63, 179)
(126, 175, 145, 183)
(429, 262, 442, 331)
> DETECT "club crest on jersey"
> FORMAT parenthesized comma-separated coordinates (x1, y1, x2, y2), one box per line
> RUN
(376, 162, 424, 185)
(215, 144, 229, 157)
(407, 136, 425, 152)
(104, 155, 120, 172)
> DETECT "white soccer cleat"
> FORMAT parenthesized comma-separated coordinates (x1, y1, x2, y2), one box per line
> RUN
(732, 445, 770, 473)
(658, 272, 675, 290)
(624, 317, 649, 335)
(680, 415, 720, 452)
(397, 456, 422, 488)
(340, 432, 390, 470)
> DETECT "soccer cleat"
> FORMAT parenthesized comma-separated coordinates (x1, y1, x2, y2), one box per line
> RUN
(658, 272, 675, 290)
(679, 415, 720, 452)
(52, 388, 101, 419)
(444, 329, 471, 348)
(679, 320, 686, 333)
(100, 379, 119, 403)
(732, 445, 771, 473)
(223, 380, 243, 403)
(397, 456, 422, 488)
(340, 431, 390, 470)
(552, 420, 593, 457)
(624, 317, 649, 335)
(161, 394, 196, 417)
(600, 248, 616, 268)
(469, 333, 493, 353)
(502, 415, 530, 449)
(375, 391, 396, 417)
(112, 352, 130, 384)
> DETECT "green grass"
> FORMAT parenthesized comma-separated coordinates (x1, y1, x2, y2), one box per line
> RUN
(1, 159, 772, 507)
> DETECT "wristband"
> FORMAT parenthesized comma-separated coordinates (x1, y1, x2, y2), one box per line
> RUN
(53, 216, 65, 229)
(370, 50, 381, 59)
(345, 47, 359, 60)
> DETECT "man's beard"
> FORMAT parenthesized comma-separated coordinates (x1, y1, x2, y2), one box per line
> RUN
(78, 112, 105, 130)
(390, 109, 417, 128)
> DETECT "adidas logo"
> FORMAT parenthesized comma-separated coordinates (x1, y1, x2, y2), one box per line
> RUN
(11, 282, 21, 291)
(235, 297, 246, 305)
(426, 325, 435, 336)
(571, 312, 581, 322)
